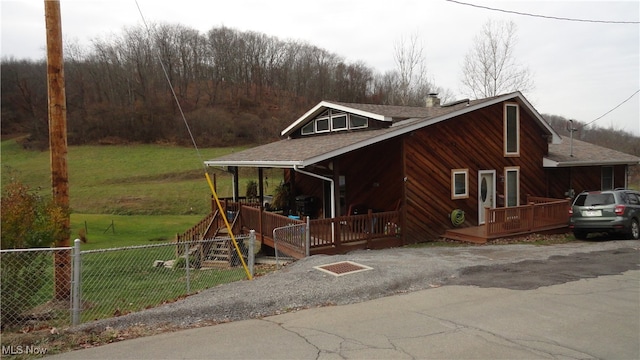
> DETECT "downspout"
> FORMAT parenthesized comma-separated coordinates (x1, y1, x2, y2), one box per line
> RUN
(293, 165, 335, 242)
(206, 165, 238, 201)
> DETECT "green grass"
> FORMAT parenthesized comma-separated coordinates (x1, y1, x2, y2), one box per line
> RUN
(71, 214, 204, 250)
(1, 139, 250, 215)
(78, 247, 247, 322)
(2, 138, 284, 241)
(1, 139, 278, 331)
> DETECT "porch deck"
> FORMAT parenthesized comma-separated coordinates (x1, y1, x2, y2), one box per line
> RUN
(443, 197, 570, 244)
(177, 196, 570, 256)
(443, 224, 569, 244)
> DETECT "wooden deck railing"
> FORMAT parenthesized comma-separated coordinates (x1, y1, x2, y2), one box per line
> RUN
(238, 205, 304, 239)
(308, 210, 402, 252)
(176, 210, 219, 243)
(179, 202, 403, 257)
(485, 198, 569, 238)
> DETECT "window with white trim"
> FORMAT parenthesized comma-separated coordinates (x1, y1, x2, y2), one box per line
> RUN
(301, 110, 369, 135)
(349, 114, 368, 129)
(301, 122, 314, 135)
(504, 103, 520, 156)
(504, 167, 520, 207)
(315, 117, 330, 133)
(332, 114, 347, 131)
(451, 169, 469, 199)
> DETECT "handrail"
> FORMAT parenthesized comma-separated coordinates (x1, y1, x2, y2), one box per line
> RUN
(219, 202, 400, 255)
(485, 198, 569, 237)
(176, 210, 218, 243)
(308, 210, 401, 249)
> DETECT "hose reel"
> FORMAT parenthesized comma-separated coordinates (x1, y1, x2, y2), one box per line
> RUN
(450, 209, 465, 227)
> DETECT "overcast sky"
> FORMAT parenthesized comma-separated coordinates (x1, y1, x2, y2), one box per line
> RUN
(1, 0, 639, 135)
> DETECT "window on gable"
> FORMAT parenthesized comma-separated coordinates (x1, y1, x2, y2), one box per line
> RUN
(504, 103, 520, 156)
(301, 122, 315, 135)
(315, 117, 330, 133)
(301, 111, 369, 135)
(505, 167, 520, 207)
(332, 114, 347, 131)
(350, 114, 368, 129)
(451, 169, 469, 199)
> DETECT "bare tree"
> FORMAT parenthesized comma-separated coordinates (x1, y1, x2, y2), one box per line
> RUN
(461, 19, 534, 98)
(393, 32, 429, 106)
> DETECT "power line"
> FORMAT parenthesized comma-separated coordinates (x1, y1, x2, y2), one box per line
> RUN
(134, 0, 206, 171)
(578, 89, 640, 130)
(445, 0, 640, 24)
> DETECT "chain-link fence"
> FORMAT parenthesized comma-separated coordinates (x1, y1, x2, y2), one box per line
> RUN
(1, 232, 256, 330)
(1, 247, 72, 330)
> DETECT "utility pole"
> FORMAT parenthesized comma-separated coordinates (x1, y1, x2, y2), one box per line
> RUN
(45, 0, 71, 301)
(567, 119, 577, 158)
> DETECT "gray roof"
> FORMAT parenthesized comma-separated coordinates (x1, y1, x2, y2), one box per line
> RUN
(545, 138, 640, 167)
(205, 92, 561, 169)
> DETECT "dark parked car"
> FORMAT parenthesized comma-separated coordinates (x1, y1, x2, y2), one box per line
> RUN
(569, 189, 640, 240)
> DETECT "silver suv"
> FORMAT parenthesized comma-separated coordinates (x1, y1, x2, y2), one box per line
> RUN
(569, 189, 640, 240)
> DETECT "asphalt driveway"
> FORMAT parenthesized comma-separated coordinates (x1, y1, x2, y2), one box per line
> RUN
(46, 239, 639, 359)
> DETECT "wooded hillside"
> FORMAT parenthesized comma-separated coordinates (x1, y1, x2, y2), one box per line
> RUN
(1, 23, 638, 158)
(1, 24, 382, 148)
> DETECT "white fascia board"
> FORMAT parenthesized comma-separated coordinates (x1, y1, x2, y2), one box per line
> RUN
(515, 93, 562, 144)
(280, 102, 326, 136)
(543, 158, 559, 167)
(322, 102, 389, 121)
(543, 158, 639, 168)
(204, 160, 303, 168)
(280, 101, 389, 137)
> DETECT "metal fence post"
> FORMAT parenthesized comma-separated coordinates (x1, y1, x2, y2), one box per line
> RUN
(184, 241, 190, 294)
(272, 227, 280, 269)
(72, 239, 81, 326)
(249, 230, 255, 278)
(306, 216, 310, 257)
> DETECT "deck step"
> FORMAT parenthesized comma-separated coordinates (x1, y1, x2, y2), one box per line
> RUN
(204, 239, 232, 264)
(443, 228, 487, 244)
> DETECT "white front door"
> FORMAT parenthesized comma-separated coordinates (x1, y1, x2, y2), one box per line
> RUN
(478, 170, 496, 224)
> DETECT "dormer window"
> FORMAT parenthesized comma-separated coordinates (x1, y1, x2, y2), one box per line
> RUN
(332, 114, 348, 131)
(350, 114, 368, 129)
(315, 117, 330, 133)
(301, 122, 314, 135)
(301, 110, 369, 136)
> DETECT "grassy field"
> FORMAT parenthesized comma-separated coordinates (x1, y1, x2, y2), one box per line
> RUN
(1, 139, 278, 338)
(70, 214, 204, 250)
(1, 138, 284, 248)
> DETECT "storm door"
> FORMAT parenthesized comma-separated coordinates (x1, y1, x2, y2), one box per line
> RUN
(478, 170, 496, 224)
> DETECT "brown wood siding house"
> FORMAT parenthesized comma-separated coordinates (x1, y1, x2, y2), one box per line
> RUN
(204, 92, 639, 245)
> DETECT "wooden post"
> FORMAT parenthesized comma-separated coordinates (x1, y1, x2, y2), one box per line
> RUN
(45, 0, 71, 301)
(258, 167, 264, 206)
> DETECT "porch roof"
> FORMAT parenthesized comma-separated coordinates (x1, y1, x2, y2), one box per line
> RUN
(545, 138, 640, 167)
(205, 92, 561, 169)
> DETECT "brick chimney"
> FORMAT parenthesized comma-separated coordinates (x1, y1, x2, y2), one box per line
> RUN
(425, 93, 440, 108)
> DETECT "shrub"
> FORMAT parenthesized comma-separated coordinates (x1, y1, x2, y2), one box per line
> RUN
(1, 181, 69, 249)
(245, 180, 258, 199)
(1, 180, 69, 326)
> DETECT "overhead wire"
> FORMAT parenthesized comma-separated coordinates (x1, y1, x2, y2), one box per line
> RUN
(445, 0, 640, 24)
(134, 0, 252, 280)
(446, 0, 639, 132)
(133, 1, 205, 171)
(577, 89, 640, 130)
